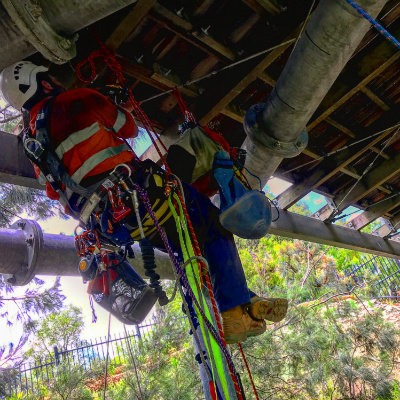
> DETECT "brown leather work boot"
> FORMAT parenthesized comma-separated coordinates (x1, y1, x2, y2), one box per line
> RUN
(221, 305, 266, 344)
(248, 296, 288, 323)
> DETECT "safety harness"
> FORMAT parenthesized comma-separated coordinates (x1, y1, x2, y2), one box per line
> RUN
(22, 98, 91, 219)
(23, 98, 174, 324)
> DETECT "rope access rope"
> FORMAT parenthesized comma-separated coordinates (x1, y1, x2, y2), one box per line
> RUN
(345, 0, 400, 51)
(238, 343, 260, 400)
(169, 191, 235, 398)
(178, 282, 217, 399)
(133, 184, 243, 399)
(76, 31, 259, 399)
(291, 0, 316, 53)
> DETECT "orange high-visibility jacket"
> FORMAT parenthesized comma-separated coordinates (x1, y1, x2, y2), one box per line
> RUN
(29, 88, 138, 210)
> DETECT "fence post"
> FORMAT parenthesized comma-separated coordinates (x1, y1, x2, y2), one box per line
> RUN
(135, 325, 142, 341)
(54, 346, 60, 367)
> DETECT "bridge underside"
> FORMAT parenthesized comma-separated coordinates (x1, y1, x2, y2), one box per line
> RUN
(0, 0, 399, 257)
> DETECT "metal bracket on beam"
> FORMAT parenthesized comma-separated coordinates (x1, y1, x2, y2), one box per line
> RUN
(4, 219, 43, 286)
(1, 0, 78, 64)
(244, 103, 308, 158)
(376, 218, 395, 238)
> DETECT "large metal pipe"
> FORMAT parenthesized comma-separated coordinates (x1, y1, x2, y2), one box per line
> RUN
(244, 0, 387, 187)
(0, 220, 174, 285)
(0, 0, 138, 69)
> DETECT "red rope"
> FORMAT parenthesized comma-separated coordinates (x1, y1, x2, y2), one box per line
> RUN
(172, 87, 196, 123)
(76, 29, 169, 163)
(76, 32, 243, 400)
(238, 343, 259, 400)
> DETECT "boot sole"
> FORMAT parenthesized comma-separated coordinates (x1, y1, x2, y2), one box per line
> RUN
(249, 298, 288, 323)
(247, 323, 267, 338)
(224, 332, 248, 345)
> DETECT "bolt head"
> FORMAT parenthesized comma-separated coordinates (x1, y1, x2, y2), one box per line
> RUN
(295, 141, 303, 149)
(59, 38, 72, 50)
(28, 4, 42, 19)
(7, 276, 16, 285)
(253, 104, 261, 112)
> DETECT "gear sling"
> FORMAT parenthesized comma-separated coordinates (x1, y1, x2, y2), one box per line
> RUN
(22, 98, 160, 324)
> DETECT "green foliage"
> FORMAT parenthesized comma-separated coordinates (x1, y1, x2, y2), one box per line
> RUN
(0, 117, 20, 135)
(23, 306, 84, 362)
(0, 183, 67, 228)
(103, 305, 202, 400)
(0, 278, 65, 367)
(237, 301, 400, 400)
(288, 201, 312, 216)
(4, 231, 400, 400)
(47, 365, 94, 400)
(235, 234, 400, 399)
(360, 220, 382, 234)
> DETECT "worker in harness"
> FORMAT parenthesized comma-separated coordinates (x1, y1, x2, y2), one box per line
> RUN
(0, 61, 288, 344)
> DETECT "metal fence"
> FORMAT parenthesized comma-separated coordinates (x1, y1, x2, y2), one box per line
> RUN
(343, 254, 400, 300)
(2, 316, 188, 398)
(305, 254, 400, 302)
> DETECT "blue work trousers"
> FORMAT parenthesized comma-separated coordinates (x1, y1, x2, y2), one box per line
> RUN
(152, 182, 255, 313)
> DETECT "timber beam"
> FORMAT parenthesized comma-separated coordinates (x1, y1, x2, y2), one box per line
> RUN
(70, 0, 156, 89)
(150, 3, 236, 61)
(276, 103, 400, 210)
(375, 216, 400, 238)
(307, 52, 400, 131)
(242, 0, 281, 16)
(346, 193, 400, 231)
(315, 150, 400, 221)
(269, 210, 400, 259)
(105, 0, 157, 51)
(198, 27, 298, 126)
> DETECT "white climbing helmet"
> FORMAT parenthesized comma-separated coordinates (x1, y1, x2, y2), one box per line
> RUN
(0, 61, 48, 110)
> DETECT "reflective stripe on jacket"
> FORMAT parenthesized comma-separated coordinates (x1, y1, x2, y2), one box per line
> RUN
(29, 88, 138, 210)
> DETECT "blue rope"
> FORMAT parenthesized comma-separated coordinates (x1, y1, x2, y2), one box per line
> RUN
(344, 0, 400, 51)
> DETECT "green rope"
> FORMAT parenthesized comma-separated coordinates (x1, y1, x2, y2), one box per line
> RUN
(168, 193, 231, 399)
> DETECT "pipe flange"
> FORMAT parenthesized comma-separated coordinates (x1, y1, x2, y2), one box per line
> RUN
(244, 103, 308, 158)
(5, 219, 43, 286)
(1, 0, 77, 64)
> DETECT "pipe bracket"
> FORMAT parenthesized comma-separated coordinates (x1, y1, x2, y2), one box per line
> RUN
(244, 103, 308, 158)
(1, 0, 77, 64)
(4, 219, 43, 286)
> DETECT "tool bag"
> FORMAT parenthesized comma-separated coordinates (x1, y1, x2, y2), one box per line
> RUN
(166, 125, 230, 197)
(81, 251, 157, 325)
